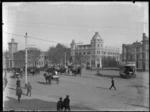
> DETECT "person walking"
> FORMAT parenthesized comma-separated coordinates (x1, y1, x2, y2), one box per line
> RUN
(63, 95, 71, 111)
(16, 78, 20, 87)
(26, 83, 32, 96)
(109, 77, 116, 90)
(57, 97, 64, 111)
(4, 77, 8, 88)
(16, 86, 23, 102)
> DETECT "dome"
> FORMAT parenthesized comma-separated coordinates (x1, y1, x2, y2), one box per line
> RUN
(91, 32, 102, 42)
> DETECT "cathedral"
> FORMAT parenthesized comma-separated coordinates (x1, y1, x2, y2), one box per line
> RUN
(70, 32, 120, 69)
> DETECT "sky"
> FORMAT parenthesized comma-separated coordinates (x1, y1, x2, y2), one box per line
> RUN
(3, 2, 149, 53)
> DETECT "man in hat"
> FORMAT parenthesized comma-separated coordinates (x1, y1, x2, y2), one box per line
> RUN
(16, 78, 20, 87)
(63, 95, 70, 111)
(26, 83, 32, 96)
(109, 77, 116, 90)
(16, 86, 23, 102)
(57, 97, 64, 111)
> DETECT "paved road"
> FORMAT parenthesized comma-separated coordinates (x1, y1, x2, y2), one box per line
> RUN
(3, 69, 149, 111)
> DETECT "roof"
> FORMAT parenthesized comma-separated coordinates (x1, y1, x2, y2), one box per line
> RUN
(8, 38, 18, 44)
(91, 32, 102, 41)
(71, 39, 75, 45)
(78, 44, 91, 47)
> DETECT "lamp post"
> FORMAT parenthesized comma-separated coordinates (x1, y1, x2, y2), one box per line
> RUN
(25, 33, 28, 88)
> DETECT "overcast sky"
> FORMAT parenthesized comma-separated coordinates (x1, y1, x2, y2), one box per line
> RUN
(3, 2, 149, 53)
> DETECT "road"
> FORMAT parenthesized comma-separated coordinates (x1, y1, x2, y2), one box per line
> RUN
(3, 69, 149, 111)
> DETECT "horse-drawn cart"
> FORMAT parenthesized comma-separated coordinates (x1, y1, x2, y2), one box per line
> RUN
(43, 72, 60, 85)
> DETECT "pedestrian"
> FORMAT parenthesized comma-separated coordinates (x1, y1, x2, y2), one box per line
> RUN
(26, 83, 32, 96)
(16, 78, 20, 87)
(63, 95, 71, 111)
(68, 68, 70, 75)
(109, 77, 116, 90)
(57, 97, 64, 111)
(16, 86, 23, 102)
(79, 67, 81, 76)
(4, 77, 8, 87)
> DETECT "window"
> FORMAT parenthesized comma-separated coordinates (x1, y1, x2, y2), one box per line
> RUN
(87, 52, 90, 54)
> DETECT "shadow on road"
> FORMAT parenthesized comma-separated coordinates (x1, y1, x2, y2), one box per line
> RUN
(95, 74, 121, 79)
(36, 81, 47, 85)
(4, 96, 95, 111)
(3, 96, 56, 111)
(96, 86, 109, 90)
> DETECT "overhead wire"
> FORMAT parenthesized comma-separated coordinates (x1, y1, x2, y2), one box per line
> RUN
(3, 31, 69, 45)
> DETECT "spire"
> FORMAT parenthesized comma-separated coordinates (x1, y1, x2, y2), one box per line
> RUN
(71, 39, 75, 45)
(11, 37, 15, 43)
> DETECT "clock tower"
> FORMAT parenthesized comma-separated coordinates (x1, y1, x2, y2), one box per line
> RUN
(8, 38, 18, 68)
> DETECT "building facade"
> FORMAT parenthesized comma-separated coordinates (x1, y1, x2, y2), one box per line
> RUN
(70, 32, 120, 69)
(5, 38, 18, 69)
(122, 33, 149, 71)
(13, 48, 48, 68)
(13, 50, 25, 68)
(36, 51, 47, 68)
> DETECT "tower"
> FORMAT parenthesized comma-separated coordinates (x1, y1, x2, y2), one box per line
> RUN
(90, 32, 103, 68)
(8, 38, 18, 68)
(70, 39, 76, 63)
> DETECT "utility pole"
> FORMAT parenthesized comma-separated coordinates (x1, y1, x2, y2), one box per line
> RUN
(65, 52, 66, 66)
(25, 32, 28, 88)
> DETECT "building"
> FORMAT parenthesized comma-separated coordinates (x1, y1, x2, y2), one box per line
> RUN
(13, 47, 41, 68)
(122, 33, 149, 71)
(70, 32, 120, 69)
(5, 38, 18, 69)
(13, 50, 25, 68)
(36, 51, 48, 68)
(13, 48, 48, 68)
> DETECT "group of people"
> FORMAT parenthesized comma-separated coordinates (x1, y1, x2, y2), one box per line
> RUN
(16, 78, 32, 102)
(57, 95, 71, 111)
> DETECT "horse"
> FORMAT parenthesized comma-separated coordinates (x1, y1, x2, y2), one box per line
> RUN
(71, 67, 81, 76)
(43, 73, 52, 85)
(43, 72, 60, 85)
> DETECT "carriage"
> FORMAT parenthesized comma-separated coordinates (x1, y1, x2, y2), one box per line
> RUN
(69, 65, 81, 76)
(11, 68, 23, 78)
(44, 68, 60, 85)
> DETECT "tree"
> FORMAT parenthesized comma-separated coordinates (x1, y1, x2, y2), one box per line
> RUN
(47, 43, 71, 64)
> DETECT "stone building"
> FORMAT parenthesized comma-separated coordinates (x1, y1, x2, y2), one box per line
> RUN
(36, 51, 48, 68)
(5, 38, 18, 69)
(13, 47, 41, 68)
(13, 48, 48, 68)
(122, 33, 149, 71)
(70, 32, 120, 69)
(13, 50, 25, 68)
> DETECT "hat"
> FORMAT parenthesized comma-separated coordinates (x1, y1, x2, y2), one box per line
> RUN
(66, 95, 69, 97)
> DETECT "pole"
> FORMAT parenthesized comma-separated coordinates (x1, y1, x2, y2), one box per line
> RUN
(25, 33, 28, 88)
(65, 52, 66, 66)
